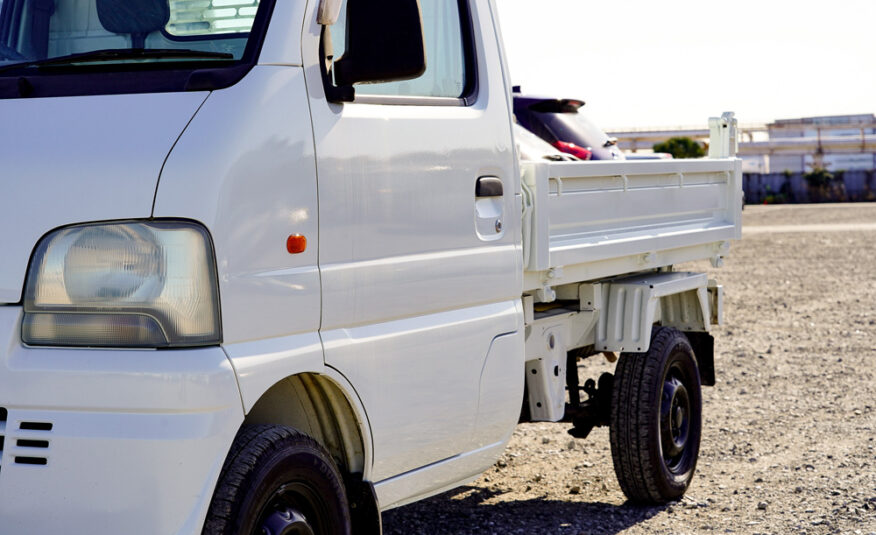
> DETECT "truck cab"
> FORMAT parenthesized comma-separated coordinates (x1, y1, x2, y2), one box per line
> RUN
(0, 1, 740, 533)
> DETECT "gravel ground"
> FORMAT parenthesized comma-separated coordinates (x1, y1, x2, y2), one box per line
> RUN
(383, 203, 876, 535)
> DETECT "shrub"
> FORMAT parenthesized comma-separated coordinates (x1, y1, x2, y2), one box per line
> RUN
(653, 137, 706, 159)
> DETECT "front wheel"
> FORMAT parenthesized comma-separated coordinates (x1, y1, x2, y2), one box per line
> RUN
(610, 327, 702, 503)
(203, 424, 352, 535)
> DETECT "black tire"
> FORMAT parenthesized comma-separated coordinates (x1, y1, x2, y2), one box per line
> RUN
(203, 424, 352, 535)
(609, 327, 702, 504)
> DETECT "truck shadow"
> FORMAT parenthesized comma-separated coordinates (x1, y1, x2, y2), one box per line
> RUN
(381, 486, 667, 534)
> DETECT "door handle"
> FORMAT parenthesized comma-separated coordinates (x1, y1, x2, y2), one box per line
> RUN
(476, 176, 503, 198)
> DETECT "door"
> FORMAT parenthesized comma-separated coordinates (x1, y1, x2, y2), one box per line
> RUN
(303, 0, 521, 482)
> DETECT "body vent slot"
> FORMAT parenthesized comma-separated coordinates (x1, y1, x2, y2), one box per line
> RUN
(19, 422, 52, 431)
(17, 439, 49, 449)
(15, 457, 47, 466)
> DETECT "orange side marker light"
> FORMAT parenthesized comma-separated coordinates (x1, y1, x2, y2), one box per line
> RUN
(287, 234, 307, 254)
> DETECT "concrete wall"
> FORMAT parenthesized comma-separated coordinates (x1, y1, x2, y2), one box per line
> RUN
(743, 170, 876, 204)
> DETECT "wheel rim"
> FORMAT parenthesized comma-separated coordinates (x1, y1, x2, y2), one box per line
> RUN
(261, 508, 313, 535)
(660, 363, 693, 474)
(258, 483, 329, 535)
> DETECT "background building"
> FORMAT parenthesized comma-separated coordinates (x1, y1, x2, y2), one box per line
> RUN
(767, 114, 876, 173)
(608, 113, 876, 174)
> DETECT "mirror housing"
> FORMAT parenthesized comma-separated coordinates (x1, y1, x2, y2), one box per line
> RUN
(333, 0, 426, 88)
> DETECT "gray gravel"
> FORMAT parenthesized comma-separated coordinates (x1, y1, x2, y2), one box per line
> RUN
(383, 203, 876, 534)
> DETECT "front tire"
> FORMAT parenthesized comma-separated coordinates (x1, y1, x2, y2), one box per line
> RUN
(609, 327, 702, 503)
(203, 424, 352, 535)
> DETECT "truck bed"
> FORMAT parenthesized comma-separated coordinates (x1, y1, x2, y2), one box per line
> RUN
(521, 155, 742, 293)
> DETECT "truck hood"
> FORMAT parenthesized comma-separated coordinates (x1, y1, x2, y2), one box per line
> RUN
(0, 92, 208, 303)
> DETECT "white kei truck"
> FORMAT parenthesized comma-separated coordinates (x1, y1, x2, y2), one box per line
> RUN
(0, 0, 742, 533)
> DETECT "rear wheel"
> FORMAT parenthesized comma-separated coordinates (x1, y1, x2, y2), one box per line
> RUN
(203, 424, 352, 535)
(610, 327, 702, 503)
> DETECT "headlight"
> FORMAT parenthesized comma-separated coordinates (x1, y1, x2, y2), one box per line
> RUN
(22, 221, 221, 348)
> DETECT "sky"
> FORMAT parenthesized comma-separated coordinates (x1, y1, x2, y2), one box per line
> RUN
(496, 0, 876, 130)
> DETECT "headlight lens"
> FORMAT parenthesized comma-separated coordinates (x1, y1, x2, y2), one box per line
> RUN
(22, 221, 221, 348)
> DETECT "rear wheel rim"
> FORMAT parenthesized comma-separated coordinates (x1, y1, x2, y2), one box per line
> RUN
(660, 362, 694, 475)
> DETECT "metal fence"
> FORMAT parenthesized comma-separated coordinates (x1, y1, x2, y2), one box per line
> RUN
(743, 170, 876, 204)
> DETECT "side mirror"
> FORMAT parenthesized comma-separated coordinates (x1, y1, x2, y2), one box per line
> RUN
(333, 0, 426, 88)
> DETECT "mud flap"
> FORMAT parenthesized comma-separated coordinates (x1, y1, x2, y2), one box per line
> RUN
(347, 474, 382, 535)
(685, 331, 716, 386)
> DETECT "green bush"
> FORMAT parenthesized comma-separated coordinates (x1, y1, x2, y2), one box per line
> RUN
(803, 166, 847, 202)
(653, 137, 706, 159)
(803, 167, 833, 188)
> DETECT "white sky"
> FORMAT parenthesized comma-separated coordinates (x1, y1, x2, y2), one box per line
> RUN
(496, 0, 876, 130)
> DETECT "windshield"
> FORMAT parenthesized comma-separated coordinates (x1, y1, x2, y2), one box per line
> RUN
(0, 0, 273, 97)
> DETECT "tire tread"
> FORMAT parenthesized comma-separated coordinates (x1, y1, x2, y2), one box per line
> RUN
(610, 327, 699, 504)
(202, 425, 350, 534)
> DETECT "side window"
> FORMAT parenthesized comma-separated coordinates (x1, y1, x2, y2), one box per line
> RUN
(330, 0, 470, 99)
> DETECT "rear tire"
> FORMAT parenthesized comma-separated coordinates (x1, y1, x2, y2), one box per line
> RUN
(609, 327, 702, 503)
(203, 424, 352, 535)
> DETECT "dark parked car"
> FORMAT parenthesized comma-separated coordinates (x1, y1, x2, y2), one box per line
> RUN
(513, 90, 624, 161)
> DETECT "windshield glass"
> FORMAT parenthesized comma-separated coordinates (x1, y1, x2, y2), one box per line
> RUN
(0, 0, 263, 69)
